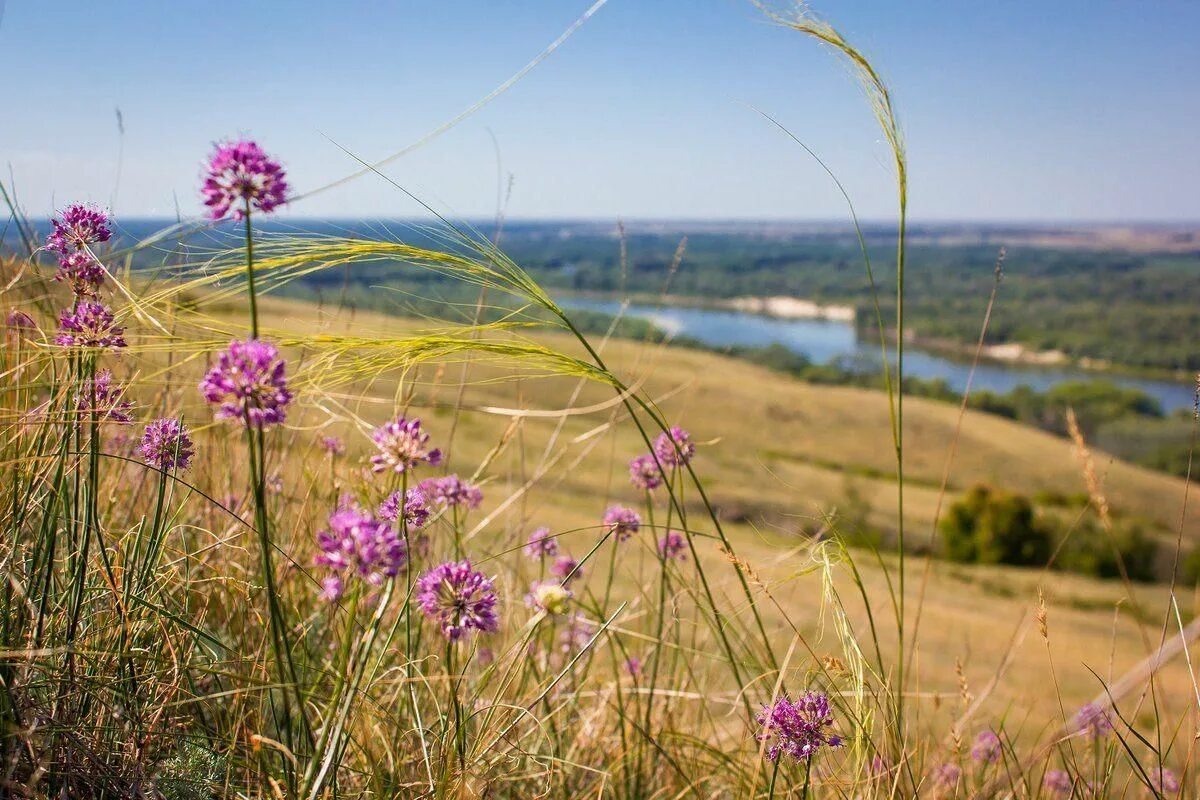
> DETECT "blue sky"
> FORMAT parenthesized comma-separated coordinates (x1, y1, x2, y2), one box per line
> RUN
(2, 0, 1197, 221)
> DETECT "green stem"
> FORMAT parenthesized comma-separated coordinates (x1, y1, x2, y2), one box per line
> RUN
(243, 198, 259, 338)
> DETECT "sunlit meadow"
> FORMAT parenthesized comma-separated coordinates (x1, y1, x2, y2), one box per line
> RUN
(2, 5, 1198, 799)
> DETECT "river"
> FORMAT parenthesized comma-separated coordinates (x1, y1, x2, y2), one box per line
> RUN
(561, 298, 1197, 414)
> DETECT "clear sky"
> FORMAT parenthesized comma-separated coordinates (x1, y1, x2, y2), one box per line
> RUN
(2, 0, 1197, 222)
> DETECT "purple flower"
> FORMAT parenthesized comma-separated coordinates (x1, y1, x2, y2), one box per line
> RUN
(1150, 767, 1180, 795)
(551, 555, 582, 586)
(418, 474, 482, 510)
(378, 487, 431, 530)
(755, 691, 843, 763)
(658, 530, 687, 561)
(314, 505, 407, 600)
(1043, 770, 1073, 796)
(319, 576, 344, 603)
(1074, 703, 1112, 739)
(76, 370, 133, 424)
(320, 436, 345, 456)
(932, 763, 961, 790)
(628, 454, 663, 491)
(199, 339, 293, 428)
(869, 754, 892, 779)
(415, 560, 499, 640)
(603, 505, 641, 542)
(56, 301, 126, 349)
(558, 612, 592, 654)
(6, 310, 36, 332)
(971, 730, 1002, 763)
(369, 417, 441, 475)
(46, 203, 111, 254)
(139, 418, 195, 471)
(625, 656, 643, 678)
(201, 139, 288, 221)
(55, 252, 106, 296)
(653, 426, 695, 468)
(524, 527, 558, 559)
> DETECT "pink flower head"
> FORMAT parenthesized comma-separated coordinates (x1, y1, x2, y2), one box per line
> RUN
(201, 139, 288, 221)
(551, 555, 582, 586)
(756, 691, 843, 763)
(558, 612, 592, 654)
(933, 763, 961, 790)
(625, 656, 643, 678)
(653, 426, 695, 468)
(199, 339, 293, 428)
(971, 730, 1002, 763)
(1150, 767, 1180, 795)
(1043, 770, 1073, 796)
(320, 436, 345, 456)
(657, 530, 687, 561)
(55, 252, 106, 296)
(76, 370, 133, 424)
(314, 504, 407, 600)
(139, 418, 195, 471)
(629, 453, 663, 491)
(46, 203, 111, 254)
(1074, 703, 1112, 739)
(415, 560, 499, 640)
(524, 527, 558, 559)
(378, 487, 431, 530)
(6, 310, 36, 332)
(369, 416, 441, 475)
(418, 474, 482, 510)
(56, 301, 125, 349)
(603, 505, 641, 542)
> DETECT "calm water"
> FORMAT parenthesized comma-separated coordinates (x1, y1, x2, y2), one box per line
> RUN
(562, 298, 1196, 413)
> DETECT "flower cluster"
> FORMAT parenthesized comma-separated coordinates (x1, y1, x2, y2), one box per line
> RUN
(932, 763, 961, 790)
(1074, 703, 1112, 739)
(378, 487, 432, 530)
(55, 252, 106, 297)
(76, 370, 133, 424)
(1150, 767, 1179, 795)
(971, 730, 1001, 763)
(628, 454, 663, 491)
(314, 504, 408, 601)
(603, 505, 641, 542)
(1042, 769, 1073, 796)
(755, 691, 843, 762)
(199, 339, 293, 428)
(320, 436, 345, 456)
(201, 139, 288, 220)
(56, 301, 126, 349)
(418, 474, 483, 510)
(524, 527, 558, 559)
(46, 203, 112, 255)
(415, 560, 499, 640)
(551, 555, 582, 585)
(653, 426, 695, 468)
(525, 580, 572, 616)
(139, 418, 195, 471)
(369, 417, 441, 475)
(657, 530, 687, 561)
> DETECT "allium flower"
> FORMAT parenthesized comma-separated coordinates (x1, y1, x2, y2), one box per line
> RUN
(1074, 703, 1112, 739)
(55, 252, 106, 296)
(6, 310, 35, 331)
(756, 691, 843, 763)
(628, 454, 663, 491)
(369, 417, 441, 475)
(76, 370, 133, 424)
(933, 763, 962, 790)
(551, 555, 582, 586)
(524, 527, 558, 559)
(658, 530, 687, 561)
(415, 560, 499, 641)
(319, 576, 344, 603)
(1149, 767, 1180, 795)
(199, 339, 293, 428)
(46, 203, 112, 254)
(418, 474, 482, 510)
(320, 436, 345, 456)
(653, 426, 695, 468)
(139, 418, 195, 471)
(378, 487, 431, 530)
(971, 730, 1002, 763)
(1043, 770, 1073, 796)
(201, 139, 288, 221)
(56, 301, 126, 349)
(869, 755, 892, 779)
(558, 612, 592, 654)
(603, 505, 641, 542)
(314, 505, 407, 600)
(525, 580, 572, 616)
(625, 656, 643, 678)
